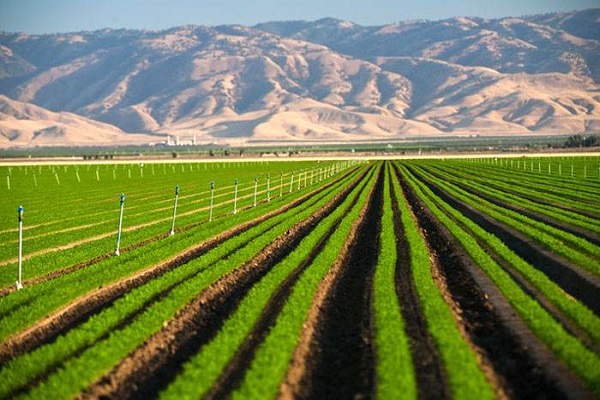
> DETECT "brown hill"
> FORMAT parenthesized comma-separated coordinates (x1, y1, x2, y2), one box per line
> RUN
(0, 9, 599, 146)
(0, 95, 162, 146)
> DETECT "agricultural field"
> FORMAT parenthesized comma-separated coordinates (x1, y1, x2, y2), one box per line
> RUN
(0, 156, 598, 399)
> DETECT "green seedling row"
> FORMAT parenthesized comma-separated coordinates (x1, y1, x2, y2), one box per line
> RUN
(397, 166, 600, 345)
(0, 164, 364, 399)
(423, 164, 600, 235)
(410, 166, 600, 275)
(0, 161, 343, 263)
(371, 163, 416, 399)
(400, 165, 600, 395)
(0, 164, 361, 342)
(231, 165, 379, 399)
(161, 164, 376, 399)
(0, 156, 597, 399)
(391, 163, 494, 399)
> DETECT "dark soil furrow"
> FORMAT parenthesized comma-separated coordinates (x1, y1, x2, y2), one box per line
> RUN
(200, 169, 374, 399)
(423, 168, 600, 247)
(399, 169, 592, 399)
(281, 165, 379, 400)
(389, 167, 450, 400)
(206, 200, 352, 400)
(409, 167, 600, 316)
(428, 187, 600, 354)
(476, 179, 600, 220)
(0, 170, 356, 364)
(76, 167, 371, 400)
(293, 166, 383, 400)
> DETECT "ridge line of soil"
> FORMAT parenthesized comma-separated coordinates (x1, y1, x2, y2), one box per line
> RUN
(389, 167, 450, 400)
(430, 187, 600, 354)
(205, 171, 371, 400)
(423, 168, 600, 247)
(440, 169, 600, 220)
(0, 170, 357, 363)
(408, 167, 600, 315)
(280, 164, 381, 400)
(398, 168, 593, 399)
(76, 167, 371, 400)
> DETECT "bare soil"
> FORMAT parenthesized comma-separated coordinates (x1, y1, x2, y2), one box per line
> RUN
(288, 166, 382, 400)
(281, 167, 379, 399)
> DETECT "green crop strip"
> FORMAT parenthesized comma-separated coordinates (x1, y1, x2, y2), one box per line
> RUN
(1, 162, 341, 239)
(160, 165, 376, 400)
(410, 166, 600, 275)
(371, 162, 416, 399)
(400, 166, 600, 395)
(391, 163, 494, 399)
(0, 166, 365, 399)
(0, 169, 354, 398)
(230, 165, 379, 399)
(438, 159, 600, 211)
(433, 160, 600, 221)
(422, 163, 600, 237)
(0, 157, 596, 398)
(0, 163, 349, 286)
(402, 166, 600, 345)
(0, 165, 362, 342)
(437, 159, 600, 200)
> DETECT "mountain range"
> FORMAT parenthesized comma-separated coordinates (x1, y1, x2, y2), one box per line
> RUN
(1, 9, 599, 147)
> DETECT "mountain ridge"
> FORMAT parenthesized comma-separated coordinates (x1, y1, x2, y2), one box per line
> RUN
(0, 9, 599, 146)
(0, 95, 160, 146)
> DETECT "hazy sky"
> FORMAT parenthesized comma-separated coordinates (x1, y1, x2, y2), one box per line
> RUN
(1, 0, 599, 34)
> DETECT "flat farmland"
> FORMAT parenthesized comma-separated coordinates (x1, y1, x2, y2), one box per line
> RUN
(0, 156, 598, 399)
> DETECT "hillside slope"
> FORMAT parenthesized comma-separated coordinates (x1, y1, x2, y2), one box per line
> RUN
(0, 9, 599, 146)
(0, 95, 161, 146)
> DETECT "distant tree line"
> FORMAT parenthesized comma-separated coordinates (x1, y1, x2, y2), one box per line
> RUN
(563, 134, 600, 148)
(83, 154, 114, 160)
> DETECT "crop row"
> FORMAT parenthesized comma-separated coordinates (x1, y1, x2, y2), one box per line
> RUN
(0, 163, 362, 342)
(398, 159, 599, 395)
(423, 162, 599, 235)
(0, 163, 370, 398)
(451, 157, 600, 210)
(0, 156, 598, 398)
(373, 162, 493, 399)
(163, 165, 378, 399)
(410, 166, 599, 276)
(463, 156, 600, 180)
(0, 161, 353, 289)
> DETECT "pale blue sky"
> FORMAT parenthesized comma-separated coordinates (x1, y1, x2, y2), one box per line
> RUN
(1, 0, 599, 34)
